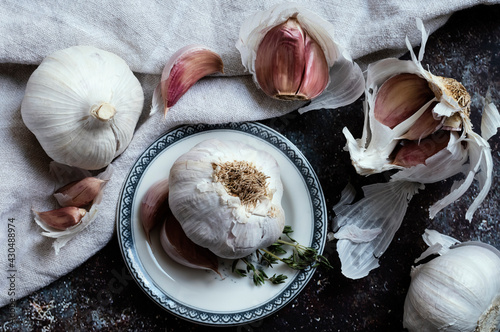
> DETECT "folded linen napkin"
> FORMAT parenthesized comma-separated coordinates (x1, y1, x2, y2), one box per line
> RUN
(0, 0, 498, 307)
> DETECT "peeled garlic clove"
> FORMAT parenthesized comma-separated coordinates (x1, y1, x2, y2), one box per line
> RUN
(255, 18, 329, 100)
(160, 209, 220, 276)
(35, 207, 86, 230)
(160, 45, 224, 114)
(54, 177, 107, 208)
(140, 178, 170, 243)
(374, 73, 435, 129)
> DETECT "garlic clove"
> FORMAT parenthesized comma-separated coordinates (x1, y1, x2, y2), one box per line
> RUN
(160, 208, 220, 277)
(255, 17, 329, 101)
(400, 101, 442, 141)
(297, 32, 330, 99)
(392, 131, 450, 167)
(255, 18, 305, 100)
(160, 45, 224, 114)
(374, 73, 435, 129)
(34, 207, 86, 230)
(53, 177, 107, 208)
(140, 178, 170, 243)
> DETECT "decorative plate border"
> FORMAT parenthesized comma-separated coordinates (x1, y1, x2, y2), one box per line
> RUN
(116, 122, 327, 326)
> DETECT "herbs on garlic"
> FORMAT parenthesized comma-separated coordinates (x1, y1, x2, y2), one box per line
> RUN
(236, 3, 364, 112)
(21, 45, 144, 170)
(403, 229, 500, 332)
(151, 45, 224, 116)
(34, 162, 112, 254)
(168, 139, 285, 259)
(332, 19, 500, 279)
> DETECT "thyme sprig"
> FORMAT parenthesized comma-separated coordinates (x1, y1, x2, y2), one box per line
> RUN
(231, 225, 332, 286)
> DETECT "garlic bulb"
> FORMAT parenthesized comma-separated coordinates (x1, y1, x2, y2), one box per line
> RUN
(168, 139, 285, 259)
(404, 229, 500, 332)
(332, 19, 500, 280)
(21, 45, 144, 170)
(236, 3, 364, 112)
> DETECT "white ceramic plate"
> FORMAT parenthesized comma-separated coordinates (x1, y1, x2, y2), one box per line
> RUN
(116, 122, 327, 326)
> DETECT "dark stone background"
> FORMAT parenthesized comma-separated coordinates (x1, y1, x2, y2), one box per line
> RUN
(1, 4, 499, 331)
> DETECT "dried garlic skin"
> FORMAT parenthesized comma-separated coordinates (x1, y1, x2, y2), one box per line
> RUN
(168, 139, 285, 259)
(404, 231, 500, 332)
(332, 19, 499, 280)
(21, 45, 144, 170)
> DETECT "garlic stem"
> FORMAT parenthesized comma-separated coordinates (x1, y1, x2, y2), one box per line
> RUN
(91, 102, 116, 121)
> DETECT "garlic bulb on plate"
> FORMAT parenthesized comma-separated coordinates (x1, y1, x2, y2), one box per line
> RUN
(404, 229, 500, 332)
(332, 19, 500, 279)
(21, 45, 144, 170)
(236, 3, 364, 112)
(168, 139, 285, 259)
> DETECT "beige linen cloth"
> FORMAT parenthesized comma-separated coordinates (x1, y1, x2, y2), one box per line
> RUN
(1, 0, 498, 306)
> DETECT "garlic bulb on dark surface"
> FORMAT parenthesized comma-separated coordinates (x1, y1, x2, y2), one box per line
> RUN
(168, 139, 285, 259)
(236, 3, 364, 112)
(404, 230, 500, 332)
(21, 45, 144, 170)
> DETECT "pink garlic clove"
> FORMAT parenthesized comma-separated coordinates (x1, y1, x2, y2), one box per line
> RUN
(140, 178, 170, 243)
(255, 17, 329, 100)
(160, 208, 220, 277)
(392, 131, 450, 167)
(35, 207, 86, 230)
(374, 73, 435, 129)
(400, 101, 442, 141)
(54, 177, 107, 208)
(160, 45, 224, 114)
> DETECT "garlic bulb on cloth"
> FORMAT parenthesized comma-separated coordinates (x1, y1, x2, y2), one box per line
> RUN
(236, 3, 364, 112)
(403, 229, 500, 332)
(21, 45, 144, 170)
(332, 19, 500, 279)
(168, 139, 285, 259)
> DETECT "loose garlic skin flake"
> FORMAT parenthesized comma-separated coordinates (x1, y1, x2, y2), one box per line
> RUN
(168, 139, 285, 259)
(21, 45, 144, 170)
(404, 230, 500, 332)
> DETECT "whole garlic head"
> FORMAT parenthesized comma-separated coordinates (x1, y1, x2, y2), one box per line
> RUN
(168, 139, 285, 259)
(21, 45, 144, 170)
(404, 230, 500, 332)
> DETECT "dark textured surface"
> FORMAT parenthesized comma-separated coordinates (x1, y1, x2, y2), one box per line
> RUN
(1, 4, 500, 331)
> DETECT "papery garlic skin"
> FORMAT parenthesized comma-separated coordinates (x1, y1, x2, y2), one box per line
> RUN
(332, 19, 500, 280)
(21, 45, 144, 170)
(404, 231, 500, 332)
(168, 139, 285, 259)
(236, 3, 364, 111)
(342, 19, 497, 220)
